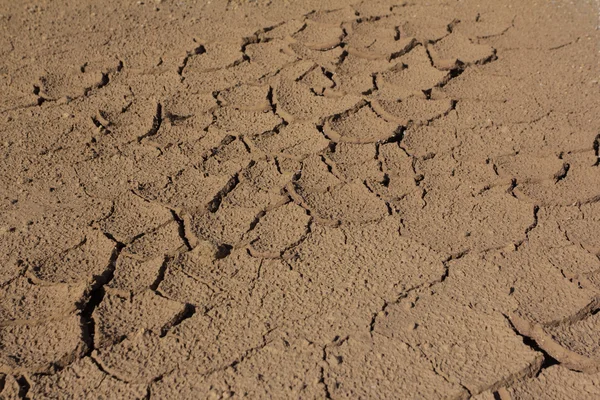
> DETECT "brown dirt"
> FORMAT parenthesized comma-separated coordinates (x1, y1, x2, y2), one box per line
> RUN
(1, 0, 600, 398)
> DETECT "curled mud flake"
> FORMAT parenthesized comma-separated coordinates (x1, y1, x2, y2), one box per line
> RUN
(183, 63, 259, 94)
(183, 41, 246, 74)
(178, 125, 232, 159)
(188, 203, 260, 248)
(213, 106, 282, 136)
(352, 1, 394, 19)
(281, 217, 447, 340)
(276, 58, 317, 82)
(310, 6, 358, 24)
(245, 202, 311, 258)
(259, 19, 305, 40)
(276, 156, 303, 174)
(398, 185, 535, 256)
(376, 290, 543, 396)
(334, 53, 394, 95)
(30, 357, 147, 399)
(137, 167, 235, 214)
(201, 138, 252, 177)
(560, 202, 600, 257)
(207, 174, 286, 239)
(250, 121, 330, 160)
(327, 142, 382, 182)
(109, 255, 166, 293)
(428, 33, 496, 69)
(448, 246, 599, 327)
(453, 11, 515, 40)
(0, 277, 86, 324)
(163, 91, 217, 118)
(292, 154, 344, 194)
(156, 264, 215, 309)
(92, 330, 189, 384)
(345, 19, 415, 61)
(510, 314, 600, 375)
(292, 21, 344, 51)
(183, 164, 288, 244)
(323, 102, 400, 144)
(396, 10, 455, 44)
(95, 191, 173, 244)
(543, 311, 600, 369)
(223, 170, 290, 211)
(245, 39, 299, 71)
(143, 113, 214, 150)
(371, 96, 454, 126)
(376, 46, 449, 99)
(29, 230, 115, 284)
(593, 133, 600, 166)
(506, 364, 600, 399)
(494, 153, 566, 184)
(514, 153, 600, 206)
(453, 96, 547, 127)
(298, 66, 336, 95)
(217, 84, 271, 111)
(136, 102, 162, 143)
(36, 57, 121, 100)
(177, 44, 207, 76)
(287, 42, 345, 72)
(179, 39, 266, 91)
(122, 220, 185, 261)
(273, 78, 361, 122)
(365, 174, 415, 210)
(152, 335, 324, 398)
(378, 142, 413, 173)
(326, 334, 468, 399)
(92, 288, 189, 348)
(0, 315, 86, 374)
(367, 142, 417, 205)
(170, 248, 261, 304)
(94, 99, 164, 147)
(471, 390, 498, 400)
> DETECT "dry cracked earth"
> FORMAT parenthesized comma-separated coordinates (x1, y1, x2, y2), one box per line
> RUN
(1, 0, 600, 398)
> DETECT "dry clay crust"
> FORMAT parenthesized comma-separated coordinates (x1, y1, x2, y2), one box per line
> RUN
(1, 0, 600, 398)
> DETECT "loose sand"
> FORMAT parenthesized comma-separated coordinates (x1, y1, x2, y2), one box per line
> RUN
(1, 0, 600, 398)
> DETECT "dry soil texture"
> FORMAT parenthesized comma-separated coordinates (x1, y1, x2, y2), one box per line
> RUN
(1, 0, 600, 398)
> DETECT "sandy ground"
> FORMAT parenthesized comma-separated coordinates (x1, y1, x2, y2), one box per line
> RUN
(1, 0, 600, 398)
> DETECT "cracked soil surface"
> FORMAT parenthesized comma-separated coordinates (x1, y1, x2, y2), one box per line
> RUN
(1, 0, 600, 398)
